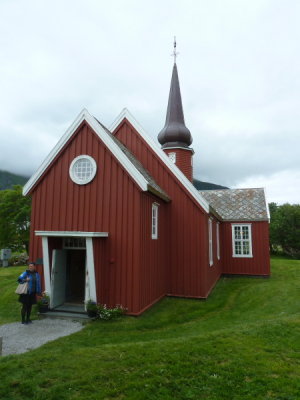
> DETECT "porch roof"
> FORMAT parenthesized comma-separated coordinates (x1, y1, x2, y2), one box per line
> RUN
(35, 231, 109, 237)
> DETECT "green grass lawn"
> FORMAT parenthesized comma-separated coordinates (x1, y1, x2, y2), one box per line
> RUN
(0, 258, 299, 400)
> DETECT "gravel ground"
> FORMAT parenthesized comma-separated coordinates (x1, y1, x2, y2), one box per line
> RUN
(0, 319, 84, 356)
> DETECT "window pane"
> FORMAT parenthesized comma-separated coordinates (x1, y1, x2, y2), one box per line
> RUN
(242, 226, 249, 239)
(243, 241, 250, 255)
(234, 226, 241, 239)
(235, 241, 241, 254)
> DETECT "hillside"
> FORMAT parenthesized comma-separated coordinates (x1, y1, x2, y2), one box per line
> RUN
(193, 178, 228, 190)
(0, 170, 29, 190)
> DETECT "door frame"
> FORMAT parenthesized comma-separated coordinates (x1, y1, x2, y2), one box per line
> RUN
(36, 231, 109, 307)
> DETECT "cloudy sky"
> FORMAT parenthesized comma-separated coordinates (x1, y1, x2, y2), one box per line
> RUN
(0, 0, 299, 204)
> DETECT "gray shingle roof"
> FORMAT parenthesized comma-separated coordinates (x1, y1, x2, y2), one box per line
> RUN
(199, 188, 269, 221)
(96, 118, 170, 202)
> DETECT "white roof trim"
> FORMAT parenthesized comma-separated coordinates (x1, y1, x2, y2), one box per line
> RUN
(23, 108, 149, 195)
(35, 231, 109, 237)
(263, 187, 271, 223)
(109, 108, 209, 213)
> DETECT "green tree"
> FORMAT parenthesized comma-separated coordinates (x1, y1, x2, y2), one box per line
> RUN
(269, 202, 300, 259)
(0, 185, 31, 253)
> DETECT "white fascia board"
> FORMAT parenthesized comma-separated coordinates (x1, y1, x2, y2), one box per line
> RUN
(35, 231, 109, 237)
(23, 108, 149, 196)
(162, 146, 195, 155)
(109, 108, 209, 213)
(85, 113, 148, 191)
(23, 108, 88, 196)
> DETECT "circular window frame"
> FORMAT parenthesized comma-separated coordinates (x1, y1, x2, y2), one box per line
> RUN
(69, 155, 97, 185)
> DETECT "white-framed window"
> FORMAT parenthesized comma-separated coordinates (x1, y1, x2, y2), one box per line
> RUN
(168, 152, 176, 164)
(151, 203, 159, 239)
(231, 224, 253, 257)
(216, 222, 220, 260)
(63, 237, 86, 249)
(208, 218, 213, 266)
(69, 155, 97, 185)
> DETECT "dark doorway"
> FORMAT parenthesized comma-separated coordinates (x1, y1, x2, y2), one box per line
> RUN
(65, 250, 86, 303)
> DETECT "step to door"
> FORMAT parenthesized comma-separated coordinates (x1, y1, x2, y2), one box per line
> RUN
(54, 304, 85, 314)
(38, 311, 90, 322)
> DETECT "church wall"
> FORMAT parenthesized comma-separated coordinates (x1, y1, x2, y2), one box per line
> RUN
(221, 221, 270, 276)
(204, 216, 223, 297)
(29, 122, 144, 314)
(113, 120, 210, 298)
(138, 193, 169, 314)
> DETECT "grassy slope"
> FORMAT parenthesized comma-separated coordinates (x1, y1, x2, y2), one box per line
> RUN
(0, 259, 299, 400)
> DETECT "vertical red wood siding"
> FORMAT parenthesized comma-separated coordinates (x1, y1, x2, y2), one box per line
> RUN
(163, 148, 193, 182)
(205, 217, 222, 296)
(29, 122, 144, 314)
(221, 221, 270, 275)
(113, 120, 218, 299)
(139, 193, 168, 313)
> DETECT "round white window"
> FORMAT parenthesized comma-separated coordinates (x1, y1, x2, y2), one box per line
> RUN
(69, 155, 97, 185)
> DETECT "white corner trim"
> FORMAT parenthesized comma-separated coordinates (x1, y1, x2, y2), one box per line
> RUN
(35, 231, 109, 237)
(263, 187, 271, 223)
(86, 237, 97, 302)
(23, 108, 149, 196)
(41, 236, 51, 295)
(109, 108, 209, 213)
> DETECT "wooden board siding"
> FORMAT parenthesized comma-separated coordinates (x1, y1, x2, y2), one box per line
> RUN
(164, 148, 193, 182)
(139, 193, 168, 313)
(113, 119, 217, 299)
(204, 217, 222, 297)
(221, 221, 270, 276)
(28, 122, 144, 314)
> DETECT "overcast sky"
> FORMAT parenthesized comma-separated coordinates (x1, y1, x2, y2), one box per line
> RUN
(0, 0, 299, 204)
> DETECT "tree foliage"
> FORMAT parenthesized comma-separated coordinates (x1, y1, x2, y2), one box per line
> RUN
(0, 185, 31, 252)
(269, 202, 300, 259)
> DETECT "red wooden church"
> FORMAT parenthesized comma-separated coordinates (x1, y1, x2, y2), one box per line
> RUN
(23, 60, 270, 315)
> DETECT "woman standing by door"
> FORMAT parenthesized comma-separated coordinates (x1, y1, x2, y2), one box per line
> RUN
(17, 262, 41, 324)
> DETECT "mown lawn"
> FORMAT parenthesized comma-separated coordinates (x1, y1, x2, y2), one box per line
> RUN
(0, 258, 299, 400)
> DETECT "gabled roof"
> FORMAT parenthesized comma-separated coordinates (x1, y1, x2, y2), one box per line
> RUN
(23, 109, 170, 202)
(199, 188, 269, 221)
(109, 108, 210, 213)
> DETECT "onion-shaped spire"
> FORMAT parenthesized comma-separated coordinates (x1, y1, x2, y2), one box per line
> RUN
(158, 62, 193, 149)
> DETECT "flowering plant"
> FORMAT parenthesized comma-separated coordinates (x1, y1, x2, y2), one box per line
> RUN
(85, 300, 98, 317)
(97, 304, 127, 320)
(37, 291, 50, 312)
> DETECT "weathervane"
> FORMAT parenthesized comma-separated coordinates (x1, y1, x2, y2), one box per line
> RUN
(171, 36, 179, 63)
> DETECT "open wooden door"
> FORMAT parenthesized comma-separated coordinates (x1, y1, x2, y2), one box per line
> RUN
(50, 249, 67, 308)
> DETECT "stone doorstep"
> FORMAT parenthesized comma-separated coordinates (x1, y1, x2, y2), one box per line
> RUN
(38, 311, 91, 322)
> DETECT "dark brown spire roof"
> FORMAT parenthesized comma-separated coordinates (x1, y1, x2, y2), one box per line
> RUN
(158, 63, 193, 149)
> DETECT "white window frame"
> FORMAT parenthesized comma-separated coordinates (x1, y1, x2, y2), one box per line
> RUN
(69, 155, 97, 185)
(151, 203, 159, 239)
(168, 152, 176, 164)
(231, 224, 253, 258)
(63, 237, 86, 249)
(208, 218, 213, 266)
(216, 222, 220, 260)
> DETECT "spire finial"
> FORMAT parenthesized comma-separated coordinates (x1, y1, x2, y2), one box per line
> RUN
(171, 36, 179, 64)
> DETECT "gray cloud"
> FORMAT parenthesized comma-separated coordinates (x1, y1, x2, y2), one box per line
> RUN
(0, 0, 299, 204)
